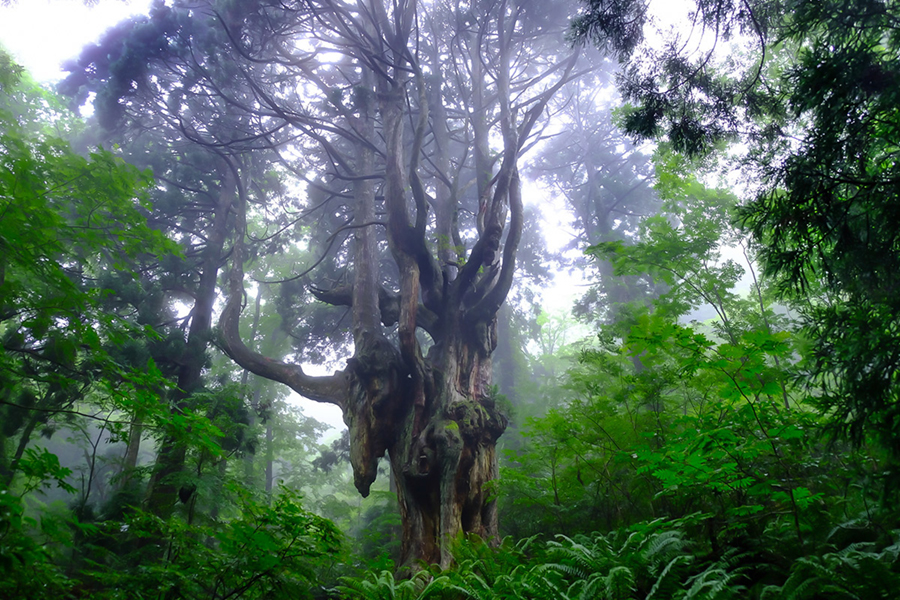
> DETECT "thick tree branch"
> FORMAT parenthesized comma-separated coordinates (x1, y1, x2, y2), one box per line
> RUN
(468, 165, 523, 321)
(217, 157, 348, 408)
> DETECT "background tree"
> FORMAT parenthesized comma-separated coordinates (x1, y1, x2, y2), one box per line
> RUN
(0, 53, 177, 492)
(0, 51, 188, 598)
(528, 71, 662, 327)
(574, 0, 900, 470)
(59, 1, 297, 518)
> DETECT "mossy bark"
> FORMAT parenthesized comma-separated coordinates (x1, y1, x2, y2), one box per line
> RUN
(343, 315, 508, 571)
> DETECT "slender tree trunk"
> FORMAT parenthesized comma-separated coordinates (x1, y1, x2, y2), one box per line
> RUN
(209, 457, 228, 521)
(4, 412, 40, 488)
(241, 289, 264, 486)
(265, 422, 274, 497)
(145, 165, 235, 518)
(0, 434, 9, 488)
(118, 414, 143, 489)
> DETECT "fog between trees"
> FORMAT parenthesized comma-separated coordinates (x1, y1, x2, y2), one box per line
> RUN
(3, 1, 900, 598)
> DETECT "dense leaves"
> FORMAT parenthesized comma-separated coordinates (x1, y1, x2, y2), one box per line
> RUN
(574, 0, 900, 461)
(3, 1, 900, 598)
(0, 52, 177, 494)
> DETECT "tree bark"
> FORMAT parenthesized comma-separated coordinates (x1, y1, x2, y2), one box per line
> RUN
(118, 414, 143, 490)
(144, 161, 236, 518)
(265, 420, 274, 497)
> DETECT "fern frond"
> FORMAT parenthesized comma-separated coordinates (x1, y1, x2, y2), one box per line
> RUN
(682, 565, 746, 600)
(643, 530, 690, 577)
(605, 565, 637, 600)
(646, 554, 693, 600)
(621, 530, 652, 557)
(521, 566, 571, 600)
(335, 569, 430, 600)
(515, 534, 541, 555)
(571, 573, 606, 600)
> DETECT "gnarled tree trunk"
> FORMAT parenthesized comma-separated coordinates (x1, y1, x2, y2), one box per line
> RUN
(217, 0, 579, 571)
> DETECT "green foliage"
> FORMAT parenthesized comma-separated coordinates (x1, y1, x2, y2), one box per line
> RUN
(579, 0, 900, 462)
(497, 140, 891, 600)
(333, 526, 751, 600)
(0, 53, 331, 600)
(764, 538, 900, 600)
(337, 569, 442, 600)
(438, 535, 565, 600)
(0, 50, 181, 493)
(331, 520, 900, 599)
(737, 1, 900, 462)
(16, 447, 77, 495)
(76, 486, 341, 600)
(4, 3, 900, 598)
(0, 476, 76, 599)
(570, 0, 646, 59)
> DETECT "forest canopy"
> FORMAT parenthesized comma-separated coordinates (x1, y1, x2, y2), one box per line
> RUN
(2, 0, 900, 599)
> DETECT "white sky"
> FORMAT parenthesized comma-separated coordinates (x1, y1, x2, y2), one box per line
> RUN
(0, 0, 153, 81)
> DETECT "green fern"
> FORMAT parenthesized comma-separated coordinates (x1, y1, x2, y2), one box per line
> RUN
(605, 565, 637, 600)
(571, 572, 607, 600)
(647, 555, 694, 600)
(545, 532, 616, 579)
(543, 526, 696, 600)
(644, 530, 690, 567)
(681, 564, 746, 600)
(521, 568, 572, 600)
(336, 569, 432, 600)
(434, 534, 572, 600)
(773, 539, 900, 600)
